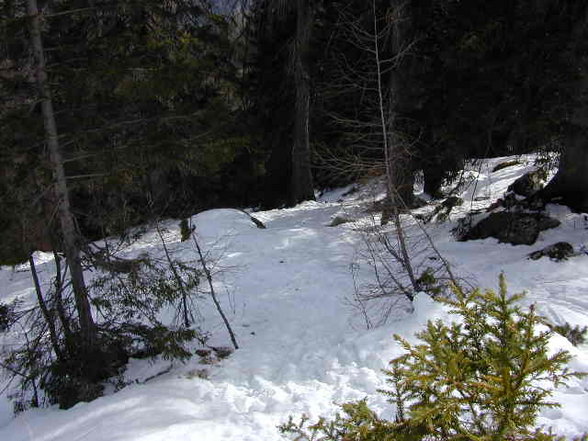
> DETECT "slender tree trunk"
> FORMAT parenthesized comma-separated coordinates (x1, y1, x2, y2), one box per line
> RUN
(423, 164, 444, 198)
(29, 254, 63, 360)
(382, 0, 415, 223)
(421, 129, 445, 199)
(156, 222, 191, 328)
(53, 251, 76, 354)
(373, 0, 417, 292)
(191, 233, 239, 350)
(290, 0, 315, 205)
(27, 0, 97, 351)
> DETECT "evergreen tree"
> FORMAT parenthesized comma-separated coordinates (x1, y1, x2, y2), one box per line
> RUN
(0, 0, 253, 248)
(0, 0, 244, 409)
(540, 1, 588, 212)
(27, 0, 98, 365)
(251, 0, 318, 207)
(280, 276, 585, 441)
(413, 0, 585, 199)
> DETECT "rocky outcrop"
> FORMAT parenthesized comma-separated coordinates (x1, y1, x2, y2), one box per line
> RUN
(460, 212, 560, 245)
(528, 242, 574, 261)
(507, 169, 547, 198)
(329, 214, 353, 227)
(492, 160, 521, 172)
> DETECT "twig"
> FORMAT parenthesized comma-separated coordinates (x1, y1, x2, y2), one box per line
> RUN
(155, 222, 192, 327)
(190, 232, 239, 350)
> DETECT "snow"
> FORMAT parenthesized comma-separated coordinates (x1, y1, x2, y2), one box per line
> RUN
(1, 155, 587, 440)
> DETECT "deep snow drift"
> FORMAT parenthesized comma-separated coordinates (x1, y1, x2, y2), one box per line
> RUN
(1, 156, 587, 440)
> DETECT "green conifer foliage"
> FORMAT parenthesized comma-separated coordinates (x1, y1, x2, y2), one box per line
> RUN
(386, 274, 582, 440)
(280, 276, 586, 441)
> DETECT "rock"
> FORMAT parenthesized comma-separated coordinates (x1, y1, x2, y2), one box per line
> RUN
(195, 347, 233, 363)
(92, 254, 147, 274)
(186, 368, 209, 380)
(486, 198, 505, 212)
(536, 215, 561, 230)
(426, 196, 463, 223)
(507, 169, 547, 197)
(342, 186, 359, 197)
(365, 198, 385, 214)
(486, 192, 546, 213)
(460, 212, 560, 245)
(528, 242, 574, 261)
(329, 214, 353, 227)
(0, 303, 11, 332)
(443, 196, 463, 209)
(411, 196, 429, 209)
(452, 211, 484, 239)
(368, 196, 428, 215)
(212, 346, 233, 359)
(492, 160, 521, 172)
(195, 348, 212, 358)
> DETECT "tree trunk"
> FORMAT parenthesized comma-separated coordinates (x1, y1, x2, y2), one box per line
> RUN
(542, 124, 588, 212)
(262, 122, 291, 208)
(383, 0, 415, 218)
(540, 5, 588, 212)
(423, 163, 444, 199)
(27, 0, 97, 351)
(29, 254, 63, 361)
(53, 251, 76, 354)
(290, 0, 315, 205)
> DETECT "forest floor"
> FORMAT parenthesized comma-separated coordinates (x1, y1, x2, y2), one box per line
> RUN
(1, 155, 587, 440)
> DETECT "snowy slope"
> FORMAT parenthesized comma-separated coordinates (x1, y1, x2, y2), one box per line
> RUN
(1, 156, 587, 440)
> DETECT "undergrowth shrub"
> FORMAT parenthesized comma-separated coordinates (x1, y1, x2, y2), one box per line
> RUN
(550, 322, 587, 347)
(180, 218, 194, 242)
(280, 276, 586, 441)
(0, 301, 16, 331)
(3, 253, 204, 411)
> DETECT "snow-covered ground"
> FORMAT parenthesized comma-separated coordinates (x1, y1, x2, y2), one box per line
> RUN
(1, 156, 587, 440)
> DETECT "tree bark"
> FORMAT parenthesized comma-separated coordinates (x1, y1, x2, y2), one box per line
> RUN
(383, 0, 415, 216)
(290, 0, 315, 205)
(542, 124, 588, 212)
(27, 0, 97, 351)
(541, 6, 588, 213)
(539, 4, 588, 212)
(29, 254, 63, 360)
(423, 163, 444, 199)
(53, 251, 76, 354)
